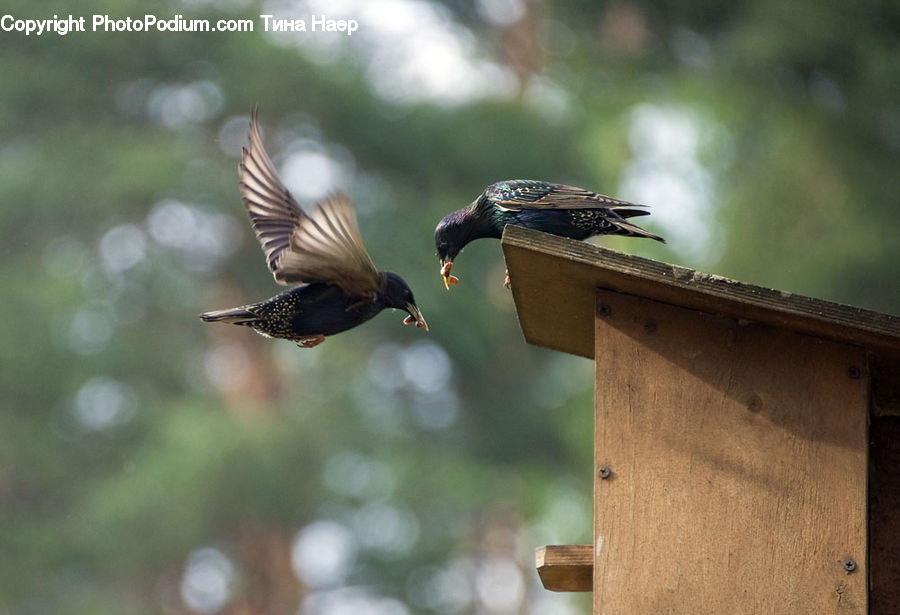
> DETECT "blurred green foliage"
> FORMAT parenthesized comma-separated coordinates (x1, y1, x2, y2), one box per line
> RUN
(1, 0, 897, 613)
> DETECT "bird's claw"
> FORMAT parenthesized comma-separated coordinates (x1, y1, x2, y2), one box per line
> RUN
(440, 261, 459, 290)
(503, 273, 511, 289)
(403, 315, 429, 330)
(295, 334, 326, 348)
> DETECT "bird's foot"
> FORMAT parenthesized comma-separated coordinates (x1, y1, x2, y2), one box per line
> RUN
(440, 261, 459, 290)
(503, 269, 511, 289)
(295, 334, 326, 348)
(403, 315, 428, 329)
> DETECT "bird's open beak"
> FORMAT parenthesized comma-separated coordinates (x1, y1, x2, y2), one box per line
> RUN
(402, 303, 429, 331)
(440, 260, 459, 290)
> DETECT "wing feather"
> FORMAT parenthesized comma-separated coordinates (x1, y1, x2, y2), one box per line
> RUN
(237, 110, 381, 297)
(283, 193, 381, 298)
(486, 180, 650, 213)
(238, 110, 304, 278)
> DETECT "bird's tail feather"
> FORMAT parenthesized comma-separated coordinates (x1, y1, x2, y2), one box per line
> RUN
(611, 207, 651, 219)
(613, 219, 666, 243)
(199, 306, 258, 326)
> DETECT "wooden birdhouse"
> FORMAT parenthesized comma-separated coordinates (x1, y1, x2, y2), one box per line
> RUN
(500, 226, 900, 615)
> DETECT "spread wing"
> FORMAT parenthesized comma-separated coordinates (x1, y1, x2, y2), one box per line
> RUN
(485, 180, 650, 217)
(238, 110, 381, 298)
(281, 193, 382, 298)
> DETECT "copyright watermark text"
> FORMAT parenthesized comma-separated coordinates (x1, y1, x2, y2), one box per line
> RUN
(1, 13, 359, 36)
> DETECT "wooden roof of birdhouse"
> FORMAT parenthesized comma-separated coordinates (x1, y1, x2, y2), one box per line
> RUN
(500, 226, 900, 359)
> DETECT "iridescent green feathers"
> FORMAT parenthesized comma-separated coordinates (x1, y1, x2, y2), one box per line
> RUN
(435, 179, 665, 288)
(478, 180, 665, 242)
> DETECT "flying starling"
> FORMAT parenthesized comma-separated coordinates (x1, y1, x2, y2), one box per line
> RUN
(200, 111, 427, 348)
(434, 179, 665, 288)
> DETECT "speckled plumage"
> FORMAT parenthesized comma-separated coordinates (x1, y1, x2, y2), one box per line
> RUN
(434, 179, 665, 287)
(201, 273, 417, 344)
(201, 111, 427, 347)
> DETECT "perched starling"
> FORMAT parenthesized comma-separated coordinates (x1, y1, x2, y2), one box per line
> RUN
(434, 179, 665, 288)
(201, 111, 427, 348)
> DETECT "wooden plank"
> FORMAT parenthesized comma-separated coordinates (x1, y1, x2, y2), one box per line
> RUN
(869, 416, 900, 614)
(535, 545, 593, 592)
(593, 290, 867, 614)
(501, 226, 900, 359)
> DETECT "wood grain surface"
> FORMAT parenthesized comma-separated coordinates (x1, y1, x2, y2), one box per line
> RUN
(592, 290, 867, 614)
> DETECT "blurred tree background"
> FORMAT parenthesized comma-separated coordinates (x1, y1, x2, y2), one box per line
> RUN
(1, 0, 897, 613)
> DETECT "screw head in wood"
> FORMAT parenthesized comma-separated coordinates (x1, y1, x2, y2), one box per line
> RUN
(842, 557, 857, 573)
(597, 304, 611, 318)
(847, 365, 860, 379)
(598, 466, 612, 480)
(745, 392, 763, 412)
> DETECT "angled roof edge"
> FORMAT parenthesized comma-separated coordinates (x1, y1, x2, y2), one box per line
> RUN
(501, 226, 900, 359)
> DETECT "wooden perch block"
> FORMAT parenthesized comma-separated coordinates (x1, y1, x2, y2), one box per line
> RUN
(535, 545, 593, 592)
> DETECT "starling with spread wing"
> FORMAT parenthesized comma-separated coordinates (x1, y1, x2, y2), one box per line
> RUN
(434, 179, 665, 289)
(201, 111, 427, 348)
